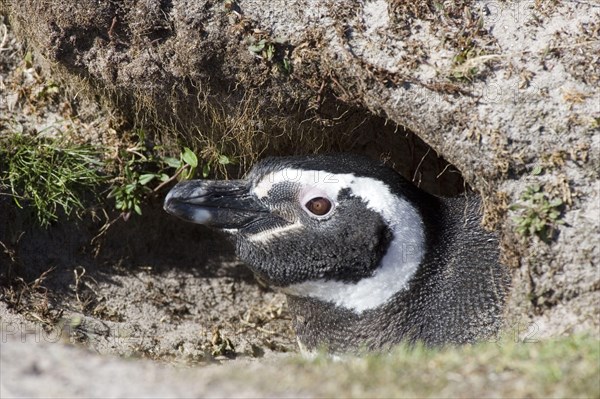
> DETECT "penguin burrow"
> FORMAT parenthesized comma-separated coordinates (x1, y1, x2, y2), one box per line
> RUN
(164, 154, 510, 353)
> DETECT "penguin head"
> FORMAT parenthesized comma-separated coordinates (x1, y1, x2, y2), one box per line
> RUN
(164, 154, 427, 310)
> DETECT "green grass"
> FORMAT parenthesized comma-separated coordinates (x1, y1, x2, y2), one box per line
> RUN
(0, 133, 105, 227)
(0, 131, 203, 226)
(106, 131, 199, 217)
(511, 184, 564, 242)
(218, 334, 599, 398)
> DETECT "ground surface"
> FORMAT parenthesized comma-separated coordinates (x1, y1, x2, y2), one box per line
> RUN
(0, 203, 296, 363)
(1, 330, 598, 398)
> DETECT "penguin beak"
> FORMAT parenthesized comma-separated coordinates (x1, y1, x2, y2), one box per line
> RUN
(163, 179, 269, 230)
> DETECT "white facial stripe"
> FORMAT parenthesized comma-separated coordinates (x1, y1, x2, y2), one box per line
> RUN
(263, 168, 425, 313)
(247, 221, 303, 243)
(253, 169, 354, 201)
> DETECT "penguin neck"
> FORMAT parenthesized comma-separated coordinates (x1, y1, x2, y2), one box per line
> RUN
(288, 195, 509, 353)
(282, 192, 426, 314)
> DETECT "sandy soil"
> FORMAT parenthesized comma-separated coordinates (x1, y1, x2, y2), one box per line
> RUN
(0, 201, 297, 364)
(1, 333, 299, 398)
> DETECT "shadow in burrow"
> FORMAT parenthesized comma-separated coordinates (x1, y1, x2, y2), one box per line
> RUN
(0, 116, 470, 315)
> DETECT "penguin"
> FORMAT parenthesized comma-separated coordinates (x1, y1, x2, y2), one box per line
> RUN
(164, 153, 510, 353)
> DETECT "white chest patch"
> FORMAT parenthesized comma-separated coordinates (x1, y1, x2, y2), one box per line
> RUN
(253, 168, 425, 314)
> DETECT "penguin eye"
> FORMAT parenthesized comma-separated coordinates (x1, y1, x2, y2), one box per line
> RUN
(305, 197, 332, 216)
